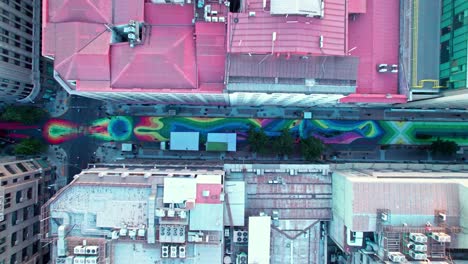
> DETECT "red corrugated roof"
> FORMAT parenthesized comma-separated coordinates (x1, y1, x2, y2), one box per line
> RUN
(54, 23, 110, 81)
(144, 3, 193, 25)
(348, 0, 367, 14)
(43, 1, 225, 93)
(47, 0, 111, 23)
(348, 0, 399, 95)
(196, 22, 226, 84)
(227, 0, 347, 55)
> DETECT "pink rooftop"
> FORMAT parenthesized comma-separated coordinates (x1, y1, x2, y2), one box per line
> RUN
(227, 0, 347, 56)
(43, 0, 406, 103)
(43, 0, 226, 94)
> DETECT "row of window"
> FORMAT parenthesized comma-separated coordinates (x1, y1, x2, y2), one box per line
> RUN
(0, 0, 33, 20)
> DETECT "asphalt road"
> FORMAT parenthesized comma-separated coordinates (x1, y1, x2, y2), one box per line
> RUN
(415, 0, 441, 87)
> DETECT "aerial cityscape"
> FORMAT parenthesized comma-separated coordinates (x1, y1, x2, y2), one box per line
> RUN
(0, 0, 467, 263)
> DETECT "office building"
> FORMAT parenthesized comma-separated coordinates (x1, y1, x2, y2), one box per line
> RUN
(0, 0, 42, 104)
(400, 1, 467, 108)
(0, 157, 54, 264)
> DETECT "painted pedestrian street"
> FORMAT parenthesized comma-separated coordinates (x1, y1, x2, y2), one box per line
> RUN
(36, 117, 468, 146)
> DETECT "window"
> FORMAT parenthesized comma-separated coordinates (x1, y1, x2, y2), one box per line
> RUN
(22, 228, 28, 241)
(16, 163, 27, 173)
(0, 224, 5, 232)
(24, 175, 30, 181)
(26, 188, 32, 200)
(12, 178, 17, 183)
(4, 165, 15, 174)
(0, 237, 5, 245)
(9, 253, 16, 264)
(23, 207, 28, 220)
(10, 232, 16, 247)
(1, 181, 7, 186)
(11, 211, 17, 226)
(15, 190, 21, 203)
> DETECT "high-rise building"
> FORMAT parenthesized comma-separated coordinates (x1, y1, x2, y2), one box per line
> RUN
(0, 157, 54, 264)
(399, 1, 468, 108)
(0, 0, 43, 104)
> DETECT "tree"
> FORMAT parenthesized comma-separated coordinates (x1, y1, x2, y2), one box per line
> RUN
(300, 136, 324, 161)
(247, 126, 269, 154)
(13, 138, 47, 156)
(430, 138, 458, 156)
(0, 105, 48, 124)
(272, 129, 294, 156)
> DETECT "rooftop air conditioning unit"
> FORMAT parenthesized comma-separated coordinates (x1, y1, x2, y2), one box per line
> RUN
(236, 253, 248, 264)
(111, 231, 119, 240)
(179, 245, 186, 258)
(161, 245, 169, 258)
(391, 64, 398, 73)
(167, 209, 175, 217)
(407, 242, 427, 252)
(156, 209, 166, 217)
(119, 227, 128, 237)
(409, 250, 427, 260)
(179, 211, 187, 219)
(319, 35, 324, 48)
(170, 246, 178, 258)
(85, 257, 98, 264)
(85, 246, 99, 255)
(409, 233, 427, 243)
(73, 256, 86, 264)
(128, 229, 137, 239)
(381, 212, 388, 222)
(431, 232, 451, 243)
(377, 64, 388, 72)
(138, 228, 146, 237)
(234, 230, 248, 243)
(388, 252, 406, 262)
(74, 246, 86, 255)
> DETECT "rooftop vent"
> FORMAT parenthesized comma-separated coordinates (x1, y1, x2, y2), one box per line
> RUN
(110, 20, 143, 48)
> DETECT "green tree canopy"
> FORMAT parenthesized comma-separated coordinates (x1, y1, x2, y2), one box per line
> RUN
(1, 105, 48, 124)
(300, 136, 325, 161)
(272, 129, 294, 156)
(430, 138, 458, 156)
(247, 126, 270, 154)
(13, 138, 47, 156)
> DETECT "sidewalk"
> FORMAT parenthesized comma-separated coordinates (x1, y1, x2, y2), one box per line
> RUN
(43, 89, 70, 118)
(46, 145, 68, 188)
(103, 102, 468, 122)
(92, 141, 468, 165)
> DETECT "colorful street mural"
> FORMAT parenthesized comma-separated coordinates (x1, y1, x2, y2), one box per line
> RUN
(41, 116, 468, 146)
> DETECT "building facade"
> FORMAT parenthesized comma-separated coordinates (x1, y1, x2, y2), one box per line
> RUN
(440, 0, 468, 90)
(400, 0, 468, 108)
(0, 0, 42, 104)
(0, 157, 54, 264)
